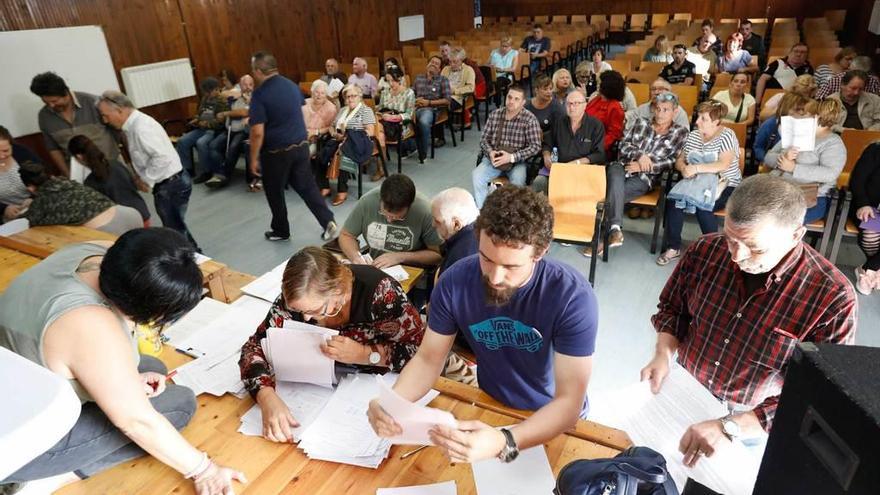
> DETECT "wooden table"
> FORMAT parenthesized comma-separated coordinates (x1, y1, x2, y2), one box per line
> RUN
(0, 246, 41, 293)
(399, 265, 424, 294)
(0, 226, 233, 302)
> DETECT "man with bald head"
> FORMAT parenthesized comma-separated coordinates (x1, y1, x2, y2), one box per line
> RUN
(625, 79, 691, 131)
(321, 58, 347, 85)
(431, 187, 480, 277)
(348, 57, 378, 98)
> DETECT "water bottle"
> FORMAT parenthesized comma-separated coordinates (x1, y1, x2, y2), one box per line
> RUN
(550, 147, 558, 163)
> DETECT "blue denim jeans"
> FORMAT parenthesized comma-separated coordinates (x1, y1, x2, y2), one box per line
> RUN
(2, 356, 196, 482)
(176, 128, 219, 176)
(415, 108, 436, 159)
(153, 170, 200, 250)
(663, 185, 735, 251)
(472, 155, 527, 208)
(803, 196, 830, 224)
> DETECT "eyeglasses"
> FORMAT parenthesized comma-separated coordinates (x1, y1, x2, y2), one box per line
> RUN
(379, 206, 407, 222)
(654, 93, 679, 105)
(298, 298, 343, 318)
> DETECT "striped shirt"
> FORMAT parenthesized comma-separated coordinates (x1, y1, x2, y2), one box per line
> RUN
(0, 161, 31, 207)
(334, 104, 376, 132)
(479, 107, 543, 162)
(683, 127, 742, 186)
(816, 71, 880, 100)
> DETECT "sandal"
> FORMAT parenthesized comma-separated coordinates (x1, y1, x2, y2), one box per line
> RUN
(656, 249, 681, 266)
(332, 192, 348, 206)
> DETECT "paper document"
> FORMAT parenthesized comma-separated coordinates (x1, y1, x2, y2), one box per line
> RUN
(588, 364, 765, 495)
(241, 260, 287, 302)
(381, 264, 410, 282)
(193, 252, 211, 265)
(377, 480, 456, 495)
(266, 322, 338, 386)
(0, 218, 29, 237)
(163, 297, 229, 349)
(327, 77, 344, 96)
(377, 377, 456, 445)
(472, 443, 555, 495)
(69, 156, 88, 183)
(238, 381, 335, 441)
(780, 115, 817, 152)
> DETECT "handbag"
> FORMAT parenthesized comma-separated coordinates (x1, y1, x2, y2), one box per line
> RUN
(326, 141, 343, 180)
(799, 183, 820, 208)
(554, 446, 678, 495)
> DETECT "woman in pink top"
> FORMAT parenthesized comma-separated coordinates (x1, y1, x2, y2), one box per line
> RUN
(303, 80, 339, 197)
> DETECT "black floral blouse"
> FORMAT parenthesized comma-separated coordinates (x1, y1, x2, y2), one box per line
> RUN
(26, 177, 114, 226)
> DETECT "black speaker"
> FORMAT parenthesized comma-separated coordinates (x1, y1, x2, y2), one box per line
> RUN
(753, 343, 880, 494)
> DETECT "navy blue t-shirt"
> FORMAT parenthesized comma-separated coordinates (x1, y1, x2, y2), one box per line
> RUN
(248, 75, 307, 150)
(429, 255, 598, 412)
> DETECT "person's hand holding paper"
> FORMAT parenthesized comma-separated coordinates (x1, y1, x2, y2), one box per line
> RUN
(375, 377, 456, 446)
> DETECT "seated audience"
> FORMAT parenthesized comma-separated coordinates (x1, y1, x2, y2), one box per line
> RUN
(0, 126, 37, 223)
(764, 99, 846, 224)
(338, 173, 442, 267)
(303, 79, 339, 196)
(532, 90, 605, 195)
(590, 93, 689, 257)
(238, 246, 425, 443)
(660, 44, 697, 86)
(581, 49, 612, 95)
(0, 228, 244, 491)
(439, 41, 452, 67)
(552, 68, 574, 101)
(739, 19, 765, 68)
(463, 54, 487, 107)
(717, 33, 756, 75)
(321, 58, 348, 94)
(827, 70, 880, 131)
(377, 67, 417, 160)
(412, 56, 451, 163)
(814, 47, 857, 88)
(625, 78, 691, 130)
(521, 24, 551, 75)
(687, 38, 718, 89)
(472, 85, 542, 207)
(489, 36, 519, 106)
(713, 73, 756, 125)
(657, 100, 741, 266)
(850, 143, 880, 294)
(317, 84, 376, 206)
(526, 74, 564, 142)
(816, 56, 880, 99)
(211, 74, 256, 188)
(68, 135, 150, 225)
(176, 77, 228, 184)
(756, 43, 813, 106)
(754, 92, 811, 165)
(440, 48, 476, 125)
(19, 161, 142, 234)
(430, 187, 479, 277)
(644, 35, 673, 64)
(760, 74, 816, 121)
(642, 175, 855, 466)
(348, 57, 379, 99)
(586, 71, 626, 157)
(692, 18, 722, 57)
(377, 57, 403, 95)
(30, 72, 121, 177)
(218, 68, 240, 99)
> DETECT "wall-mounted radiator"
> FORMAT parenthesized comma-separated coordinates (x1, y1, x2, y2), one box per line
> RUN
(121, 58, 197, 108)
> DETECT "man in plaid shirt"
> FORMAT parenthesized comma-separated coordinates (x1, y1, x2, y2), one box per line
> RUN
(472, 84, 542, 207)
(413, 56, 452, 163)
(642, 175, 856, 468)
(815, 57, 880, 100)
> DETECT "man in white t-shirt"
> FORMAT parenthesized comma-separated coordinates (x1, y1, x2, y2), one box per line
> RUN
(756, 43, 814, 105)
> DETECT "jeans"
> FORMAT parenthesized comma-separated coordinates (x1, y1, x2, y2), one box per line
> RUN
(415, 108, 437, 159)
(605, 163, 653, 228)
(176, 128, 219, 176)
(261, 143, 334, 238)
(663, 185, 734, 251)
(803, 196, 830, 224)
(3, 356, 196, 482)
(472, 155, 527, 208)
(207, 131, 250, 180)
(153, 170, 200, 250)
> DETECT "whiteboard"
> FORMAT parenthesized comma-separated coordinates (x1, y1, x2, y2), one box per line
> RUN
(398, 15, 425, 42)
(0, 26, 119, 138)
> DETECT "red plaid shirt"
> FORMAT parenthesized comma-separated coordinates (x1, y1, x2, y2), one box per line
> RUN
(651, 234, 857, 431)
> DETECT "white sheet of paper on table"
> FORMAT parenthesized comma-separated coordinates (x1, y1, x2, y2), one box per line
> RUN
(377, 376, 456, 445)
(587, 364, 765, 495)
(0, 218, 29, 237)
(267, 325, 338, 386)
(377, 480, 457, 495)
(780, 115, 817, 152)
(471, 443, 556, 495)
(238, 381, 335, 442)
(381, 264, 410, 282)
(240, 259, 287, 302)
(193, 252, 212, 265)
(163, 297, 229, 349)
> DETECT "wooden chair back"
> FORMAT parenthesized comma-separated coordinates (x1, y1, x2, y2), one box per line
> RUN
(652, 14, 670, 28)
(630, 14, 648, 31)
(610, 14, 627, 31)
(406, 58, 429, 75)
(571, 15, 587, 24)
(670, 84, 698, 118)
(305, 71, 323, 82)
(548, 164, 606, 243)
(840, 129, 880, 185)
(384, 50, 402, 62)
(627, 83, 650, 105)
(638, 61, 666, 78)
(607, 59, 631, 75)
(713, 72, 732, 89)
(759, 88, 784, 107)
(722, 122, 748, 149)
(552, 15, 568, 24)
(515, 16, 532, 23)
(403, 45, 424, 60)
(673, 13, 692, 22)
(625, 71, 656, 84)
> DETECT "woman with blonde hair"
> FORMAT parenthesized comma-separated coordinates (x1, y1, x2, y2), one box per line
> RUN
(238, 246, 425, 443)
(814, 47, 857, 88)
(551, 68, 574, 101)
(489, 36, 519, 106)
(643, 35, 672, 63)
(760, 74, 817, 121)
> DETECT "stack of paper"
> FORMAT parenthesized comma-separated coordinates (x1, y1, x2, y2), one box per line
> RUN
(240, 260, 287, 303)
(472, 443, 556, 495)
(263, 321, 338, 387)
(588, 364, 765, 495)
(780, 115, 817, 152)
(358, 254, 410, 282)
(377, 377, 456, 445)
(238, 381, 335, 441)
(163, 297, 229, 353)
(377, 481, 456, 495)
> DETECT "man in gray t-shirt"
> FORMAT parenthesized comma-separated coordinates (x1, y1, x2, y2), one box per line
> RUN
(339, 174, 442, 268)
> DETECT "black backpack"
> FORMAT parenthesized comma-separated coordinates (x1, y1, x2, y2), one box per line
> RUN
(554, 446, 679, 495)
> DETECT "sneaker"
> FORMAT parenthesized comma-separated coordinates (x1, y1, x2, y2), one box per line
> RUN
(656, 248, 681, 266)
(248, 179, 263, 192)
(264, 231, 290, 241)
(205, 175, 227, 188)
(854, 267, 874, 296)
(608, 229, 624, 248)
(581, 242, 604, 258)
(192, 172, 212, 184)
(322, 220, 339, 241)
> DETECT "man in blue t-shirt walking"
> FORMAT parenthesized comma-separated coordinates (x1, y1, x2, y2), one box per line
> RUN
(248, 51, 337, 242)
(368, 186, 599, 464)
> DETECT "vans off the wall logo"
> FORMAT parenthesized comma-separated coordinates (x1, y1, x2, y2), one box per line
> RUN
(468, 318, 543, 352)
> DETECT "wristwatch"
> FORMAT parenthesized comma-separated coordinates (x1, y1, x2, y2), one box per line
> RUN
(719, 414, 741, 441)
(497, 428, 520, 463)
(368, 344, 382, 365)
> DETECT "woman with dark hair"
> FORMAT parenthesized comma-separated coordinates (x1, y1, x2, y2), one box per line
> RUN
(377, 57, 404, 95)
(850, 142, 880, 294)
(218, 68, 240, 99)
(20, 161, 143, 234)
(68, 135, 150, 225)
(378, 66, 417, 168)
(0, 228, 245, 492)
(238, 246, 425, 443)
(717, 33, 756, 75)
(586, 70, 626, 155)
(0, 125, 36, 223)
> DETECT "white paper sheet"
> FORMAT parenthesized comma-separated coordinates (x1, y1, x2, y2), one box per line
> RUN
(780, 115, 817, 152)
(381, 264, 410, 282)
(240, 259, 287, 302)
(172, 352, 243, 397)
(266, 325, 338, 386)
(588, 365, 765, 495)
(377, 480, 456, 495)
(471, 444, 556, 495)
(193, 252, 212, 265)
(377, 377, 456, 445)
(0, 218, 29, 237)
(327, 77, 345, 96)
(163, 297, 229, 349)
(238, 381, 335, 442)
